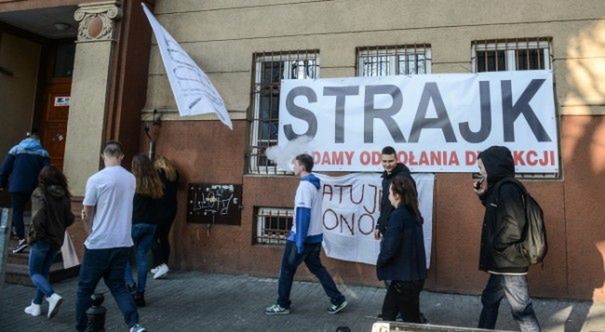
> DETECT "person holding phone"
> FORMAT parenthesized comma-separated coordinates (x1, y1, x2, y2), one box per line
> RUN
(473, 146, 540, 332)
(473, 175, 485, 192)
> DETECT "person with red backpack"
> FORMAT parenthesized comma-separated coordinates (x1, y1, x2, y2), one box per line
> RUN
(473, 146, 541, 332)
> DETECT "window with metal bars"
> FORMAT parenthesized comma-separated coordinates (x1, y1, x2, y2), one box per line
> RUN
(254, 207, 294, 245)
(357, 44, 431, 76)
(472, 38, 552, 72)
(248, 51, 319, 175)
(472, 38, 558, 179)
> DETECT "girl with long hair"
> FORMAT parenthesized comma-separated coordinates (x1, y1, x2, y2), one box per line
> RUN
(150, 155, 179, 279)
(376, 175, 427, 322)
(24, 165, 74, 319)
(125, 154, 163, 306)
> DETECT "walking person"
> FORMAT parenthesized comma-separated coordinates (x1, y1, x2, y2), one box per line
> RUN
(0, 131, 50, 253)
(265, 153, 348, 315)
(150, 155, 179, 280)
(125, 154, 163, 306)
(373, 146, 427, 322)
(76, 141, 145, 332)
(374, 146, 415, 241)
(377, 176, 427, 322)
(474, 146, 540, 332)
(24, 165, 74, 319)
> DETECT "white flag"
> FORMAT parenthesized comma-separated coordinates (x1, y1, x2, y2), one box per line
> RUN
(142, 3, 233, 129)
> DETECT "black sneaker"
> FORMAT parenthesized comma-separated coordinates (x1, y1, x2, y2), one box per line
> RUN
(327, 300, 348, 314)
(12, 239, 27, 254)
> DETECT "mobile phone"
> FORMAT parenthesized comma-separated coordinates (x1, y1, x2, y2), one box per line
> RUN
(473, 176, 484, 189)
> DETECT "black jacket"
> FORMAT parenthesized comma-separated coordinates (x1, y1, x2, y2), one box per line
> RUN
(376, 163, 415, 234)
(478, 146, 529, 273)
(28, 186, 74, 250)
(377, 206, 427, 281)
(133, 193, 160, 225)
(157, 169, 179, 222)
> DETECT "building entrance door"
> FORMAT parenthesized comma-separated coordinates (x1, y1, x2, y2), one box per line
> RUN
(37, 41, 75, 171)
(39, 77, 71, 170)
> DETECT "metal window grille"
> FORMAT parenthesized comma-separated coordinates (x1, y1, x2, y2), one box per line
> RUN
(472, 38, 552, 72)
(356, 44, 432, 76)
(472, 37, 558, 179)
(254, 207, 294, 245)
(248, 51, 320, 175)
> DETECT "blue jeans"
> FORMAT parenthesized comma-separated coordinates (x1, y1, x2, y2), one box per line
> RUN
(277, 241, 345, 309)
(28, 241, 58, 304)
(478, 274, 541, 332)
(11, 192, 30, 239)
(76, 247, 138, 332)
(125, 223, 156, 293)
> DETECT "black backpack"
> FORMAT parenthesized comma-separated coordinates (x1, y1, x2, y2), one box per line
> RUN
(494, 178, 548, 265)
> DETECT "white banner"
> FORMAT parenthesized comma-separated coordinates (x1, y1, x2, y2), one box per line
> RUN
(279, 71, 558, 173)
(318, 173, 434, 267)
(142, 4, 233, 129)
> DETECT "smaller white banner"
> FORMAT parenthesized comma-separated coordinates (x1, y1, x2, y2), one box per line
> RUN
(142, 4, 232, 129)
(318, 173, 434, 267)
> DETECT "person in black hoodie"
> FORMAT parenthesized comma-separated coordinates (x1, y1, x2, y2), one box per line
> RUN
(125, 154, 163, 307)
(474, 146, 540, 332)
(150, 156, 179, 280)
(25, 165, 74, 319)
(377, 176, 427, 322)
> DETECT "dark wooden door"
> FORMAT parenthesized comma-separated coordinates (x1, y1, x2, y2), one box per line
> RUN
(39, 78, 71, 170)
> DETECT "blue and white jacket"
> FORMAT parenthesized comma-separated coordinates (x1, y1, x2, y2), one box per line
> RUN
(287, 173, 323, 253)
(0, 137, 50, 193)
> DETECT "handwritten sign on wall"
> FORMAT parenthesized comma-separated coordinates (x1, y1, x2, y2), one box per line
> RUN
(187, 183, 242, 225)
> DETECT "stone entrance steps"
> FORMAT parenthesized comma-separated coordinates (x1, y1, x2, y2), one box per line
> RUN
(5, 237, 79, 286)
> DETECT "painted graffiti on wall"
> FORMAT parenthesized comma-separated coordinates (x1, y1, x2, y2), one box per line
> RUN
(187, 183, 242, 225)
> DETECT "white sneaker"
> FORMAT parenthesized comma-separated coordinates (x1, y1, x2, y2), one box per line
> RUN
(153, 263, 169, 279)
(13, 239, 28, 254)
(46, 293, 63, 319)
(150, 265, 161, 274)
(130, 323, 147, 332)
(24, 302, 41, 316)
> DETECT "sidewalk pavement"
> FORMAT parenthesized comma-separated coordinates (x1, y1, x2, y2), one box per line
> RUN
(0, 271, 602, 332)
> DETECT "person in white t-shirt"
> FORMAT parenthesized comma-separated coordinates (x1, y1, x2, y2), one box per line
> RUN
(75, 141, 146, 332)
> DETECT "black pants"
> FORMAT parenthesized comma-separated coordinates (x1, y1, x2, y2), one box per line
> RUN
(152, 216, 175, 266)
(11, 192, 30, 239)
(381, 279, 424, 322)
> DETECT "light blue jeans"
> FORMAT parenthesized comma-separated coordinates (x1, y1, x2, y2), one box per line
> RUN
(28, 241, 58, 304)
(478, 274, 541, 332)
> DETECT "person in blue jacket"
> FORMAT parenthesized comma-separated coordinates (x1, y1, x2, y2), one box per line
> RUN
(265, 153, 347, 316)
(377, 176, 427, 322)
(0, 131, 50, 253)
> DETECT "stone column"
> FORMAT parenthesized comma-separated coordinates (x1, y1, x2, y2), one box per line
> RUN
(64, 1, 121, 196)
